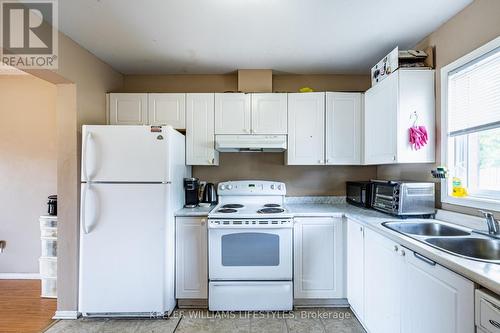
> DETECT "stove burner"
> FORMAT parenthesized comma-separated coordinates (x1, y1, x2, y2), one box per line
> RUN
(264, 203, 281, 208)
(217, 208, 238, 213)
(222, 204, 244, 209)
(258, 208, 285, 214)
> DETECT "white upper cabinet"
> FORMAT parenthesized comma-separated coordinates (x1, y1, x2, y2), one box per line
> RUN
(364, 69, 435, 165)
(287, 93, 325, 165)
(326, 92, 362, 165)
(364, 73, 398, 164)
(108, 93, 148, 125)
(148, 93, 186, 129)
(251, 93, 287, 134)
(215, 93, 251, 134)
(175, 217, 208, 299)
(346, 219, 365, 321)
(293, 217, 344, 299)
(402, 249, 474, 333)
(186, 93, 218, 166)
(364, 228, 404, 333)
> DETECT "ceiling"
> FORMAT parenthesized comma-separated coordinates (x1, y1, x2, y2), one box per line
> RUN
(59, 0, 473, 75)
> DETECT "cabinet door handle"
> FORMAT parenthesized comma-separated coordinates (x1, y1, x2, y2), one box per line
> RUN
(359, 226, 363, 232)
(393, 245, 399, 252)
(414, 252, 436, 266)
(400, 249, 406, 256)
(201, 219, 206, 226)
(489, 320, 500, 329)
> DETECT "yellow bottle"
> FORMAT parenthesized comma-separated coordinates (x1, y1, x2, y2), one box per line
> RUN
(452, 177, 468, 197)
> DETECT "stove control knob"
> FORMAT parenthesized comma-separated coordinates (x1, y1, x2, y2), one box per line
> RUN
(226, 184, 233, 190)
(219, 184, 226, 191)
(271, 184, 276, 190)
(278, 184, 283, 190)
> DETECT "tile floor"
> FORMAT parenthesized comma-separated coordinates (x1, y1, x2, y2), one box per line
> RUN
(44, 308, 365, 333)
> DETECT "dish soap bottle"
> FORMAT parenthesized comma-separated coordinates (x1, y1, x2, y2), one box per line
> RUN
(452, 177, 468, 197)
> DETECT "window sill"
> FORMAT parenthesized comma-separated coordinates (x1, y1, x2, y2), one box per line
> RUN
(442, 195, 500, 212)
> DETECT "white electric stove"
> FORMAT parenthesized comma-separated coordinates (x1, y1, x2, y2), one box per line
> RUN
(208, 180, 293, 311)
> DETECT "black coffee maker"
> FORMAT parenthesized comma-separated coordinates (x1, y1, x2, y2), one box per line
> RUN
(184, 178, 200, 208)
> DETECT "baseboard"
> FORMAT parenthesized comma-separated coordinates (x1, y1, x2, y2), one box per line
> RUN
(0, 273, 40, 279)
(53, 311, 79, 320)
(293, 298, 350, 307)
(177, 299, 208, 309)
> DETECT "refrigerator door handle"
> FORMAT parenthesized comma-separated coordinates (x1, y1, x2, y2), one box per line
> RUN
(82, 131, 92, 182)
(81, 184, 90, 234)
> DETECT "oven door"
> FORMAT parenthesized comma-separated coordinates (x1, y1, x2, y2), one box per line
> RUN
(208, 222, 292, 280)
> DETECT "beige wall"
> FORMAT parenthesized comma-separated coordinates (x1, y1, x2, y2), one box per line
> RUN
(121, 73, 371, 94)
(273, 74, 370, 93)
(23, 32, 123, 312)
(376, 0, 500, 215)
(53, 34, 123, 312)
(122, 73, 375, 195)
(195, 153, 376, 196)
(122, 74, 237, 93)
(0, 75, 57, 273)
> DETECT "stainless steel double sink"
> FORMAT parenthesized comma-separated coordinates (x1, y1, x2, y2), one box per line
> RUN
(382, 220, 500, 264)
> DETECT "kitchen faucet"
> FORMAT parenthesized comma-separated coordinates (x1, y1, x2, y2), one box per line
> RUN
(479, 210, 500, 236)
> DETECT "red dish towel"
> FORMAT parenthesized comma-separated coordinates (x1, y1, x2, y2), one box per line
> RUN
(409, 125, 428, 150)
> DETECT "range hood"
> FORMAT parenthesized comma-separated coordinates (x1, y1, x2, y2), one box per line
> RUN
(215, 135, 287, 152)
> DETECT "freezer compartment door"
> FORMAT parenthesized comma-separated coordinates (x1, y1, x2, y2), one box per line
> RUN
(79, 183, 172, 314)
(209, 281, 293, 311)
(81, 125, 171, 182)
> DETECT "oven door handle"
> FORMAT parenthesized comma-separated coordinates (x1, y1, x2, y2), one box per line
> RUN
(208, 221, 293, 229)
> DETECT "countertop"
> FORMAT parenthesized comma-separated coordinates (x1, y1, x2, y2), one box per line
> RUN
(175, 205, 214, 217)
(287, 203, 500, 295)
(174, 202, 500, 294)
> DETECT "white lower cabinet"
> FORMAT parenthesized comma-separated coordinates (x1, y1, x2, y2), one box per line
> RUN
(293, 217, 344, 299)
(175, 217, 208, 299)
(350, 226, 475, 333)
(346, 219, 364, 321)
(402, 248, 474, 333)
(364, 228, 404, 333)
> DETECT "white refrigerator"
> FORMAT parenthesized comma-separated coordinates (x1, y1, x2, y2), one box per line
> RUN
(78, 125, 190, 317)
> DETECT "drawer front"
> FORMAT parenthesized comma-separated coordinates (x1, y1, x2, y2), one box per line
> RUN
(480, 299, 500, 332)
(476, 290, 500, 333)
(209, 281, 292, 311)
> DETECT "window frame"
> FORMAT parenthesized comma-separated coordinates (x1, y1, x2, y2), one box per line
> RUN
(441, 36, 500, 211)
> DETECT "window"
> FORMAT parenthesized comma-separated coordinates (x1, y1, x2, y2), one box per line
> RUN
(442, 37, 500, 210)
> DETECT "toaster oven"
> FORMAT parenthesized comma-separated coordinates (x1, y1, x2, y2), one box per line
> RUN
(371, 180, 435, 217)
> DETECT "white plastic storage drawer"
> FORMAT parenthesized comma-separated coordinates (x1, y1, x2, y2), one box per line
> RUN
(39, 257, 57, 278)
(40, 227, 57, 238)
(41, 277, 57, 298)
(476, 289, 500, 333)
(209, 281, 293, 311)
(39, 217, 57, 228)
(41, 237, 57, 257)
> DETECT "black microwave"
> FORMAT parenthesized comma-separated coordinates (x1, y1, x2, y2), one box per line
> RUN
(346, 181, 373, 208)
